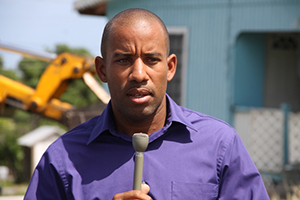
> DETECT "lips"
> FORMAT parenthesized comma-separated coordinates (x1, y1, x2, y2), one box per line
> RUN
(127, 88, 152, 104)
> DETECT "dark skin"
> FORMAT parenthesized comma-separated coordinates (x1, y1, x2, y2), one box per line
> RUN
(95, 9, 177, 199)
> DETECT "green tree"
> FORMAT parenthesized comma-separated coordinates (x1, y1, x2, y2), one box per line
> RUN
(0, 58, 25, 183)
(18, 44, 99, 107)
(0, 45, 100, 183)
(0, 118, 24, 183)
(0, 56, 20, 81)
(0, 56, 3, 69)
(18, 58, 48, 88)
(54, 44, 91, 56)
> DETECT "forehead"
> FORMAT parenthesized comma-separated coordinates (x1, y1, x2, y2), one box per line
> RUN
(107, 19, 168, 54)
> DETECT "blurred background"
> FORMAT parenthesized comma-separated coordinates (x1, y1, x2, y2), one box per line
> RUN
(1, 0, 300, 199)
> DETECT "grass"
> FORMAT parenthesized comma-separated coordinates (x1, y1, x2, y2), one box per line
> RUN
(0, 181, 27, 196)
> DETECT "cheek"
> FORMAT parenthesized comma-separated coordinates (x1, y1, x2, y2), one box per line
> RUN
(107, 72, 128, 93)
(154, 73, 168, 91)
(157, 69, 169, 83)
(107, 68, 126, 83)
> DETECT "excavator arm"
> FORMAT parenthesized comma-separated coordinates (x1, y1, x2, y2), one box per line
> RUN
(0, 42, 110, 129)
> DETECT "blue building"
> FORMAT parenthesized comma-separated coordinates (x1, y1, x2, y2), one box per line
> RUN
(74, 0, 300, 176)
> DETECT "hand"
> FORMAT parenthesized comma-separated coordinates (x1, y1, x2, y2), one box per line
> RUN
(112, 183, 152, 200)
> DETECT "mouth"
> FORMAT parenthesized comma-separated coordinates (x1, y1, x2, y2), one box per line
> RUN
(127, 88, 152, 104)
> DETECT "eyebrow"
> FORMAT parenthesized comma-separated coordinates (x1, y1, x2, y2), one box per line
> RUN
(112, 51, 164, 60)
(113, 52, 133, 58)
(144, 52, 163, 57)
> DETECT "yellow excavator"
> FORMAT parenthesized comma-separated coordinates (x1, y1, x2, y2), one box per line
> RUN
(0, 42, 110, 129)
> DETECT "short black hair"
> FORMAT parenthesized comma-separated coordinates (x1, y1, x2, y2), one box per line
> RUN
(100, 8, 170, 60)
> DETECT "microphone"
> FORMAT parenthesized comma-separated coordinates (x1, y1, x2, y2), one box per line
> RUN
(132, 133, 149, 190)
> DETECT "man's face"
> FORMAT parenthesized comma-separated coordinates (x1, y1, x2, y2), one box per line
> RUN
(96, 19, 176, 123)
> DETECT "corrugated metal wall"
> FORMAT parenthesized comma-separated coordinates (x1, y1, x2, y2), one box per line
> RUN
(106, 0, 300, 123)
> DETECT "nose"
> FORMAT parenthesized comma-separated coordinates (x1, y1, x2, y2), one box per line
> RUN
(129, 59, 149, 83)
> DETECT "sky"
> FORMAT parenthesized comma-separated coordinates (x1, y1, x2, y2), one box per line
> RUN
(0, 0, 108, 70)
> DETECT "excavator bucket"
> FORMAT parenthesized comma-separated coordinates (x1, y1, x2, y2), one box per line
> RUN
(62, 101, 107, 130)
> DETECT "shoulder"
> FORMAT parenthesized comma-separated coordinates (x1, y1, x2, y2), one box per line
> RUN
(178, 106, 239, 156)
(167, 96, 235, 138)
(181, 106, 235, 135)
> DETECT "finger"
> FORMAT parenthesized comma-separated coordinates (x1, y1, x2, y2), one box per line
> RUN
(112, 190, 152, 200)
(141, 183, 150, 194)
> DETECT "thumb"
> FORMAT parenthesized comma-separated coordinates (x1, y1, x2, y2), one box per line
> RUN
(141, 182, 150, 194)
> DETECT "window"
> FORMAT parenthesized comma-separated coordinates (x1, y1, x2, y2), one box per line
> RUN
(233, 32, 300, 111)
(167, 27, 189, 106)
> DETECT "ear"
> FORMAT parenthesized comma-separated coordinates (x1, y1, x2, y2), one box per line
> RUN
(166, 54, 177, 82)
(95, 56, 107, 83)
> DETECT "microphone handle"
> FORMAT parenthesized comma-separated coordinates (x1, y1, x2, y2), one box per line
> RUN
(133, 152, 144, 190)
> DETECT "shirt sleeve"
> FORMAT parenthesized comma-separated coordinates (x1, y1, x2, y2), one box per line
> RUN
(218, 129, 270, 200)
(24, 149, 69, 200)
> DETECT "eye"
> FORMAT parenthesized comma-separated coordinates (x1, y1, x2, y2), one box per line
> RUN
(117, 58, 130, 64)
(146, 57, 160, 64)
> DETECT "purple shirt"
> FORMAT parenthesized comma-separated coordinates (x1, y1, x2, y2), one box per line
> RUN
(25, 95, 269, 200)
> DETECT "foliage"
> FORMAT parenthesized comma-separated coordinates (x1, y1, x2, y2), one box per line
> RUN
(0, 69, 20, 81)
(0, 118, 24, 183)
(54, 44, 91, 56)
(17, 44, 99, 107)
(0, 57, 19, 81)
(0, 63, 26, 183)
(60, 79, 99, 107)
(18, 58, 48, 88)
(0, 44, 100, 183)
(0, 56, 3, 69)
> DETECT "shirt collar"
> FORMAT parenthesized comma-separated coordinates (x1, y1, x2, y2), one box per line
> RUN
(165, 94, 197, 132)
(87, 94, 197, 145)
(87, 102, 114, 144)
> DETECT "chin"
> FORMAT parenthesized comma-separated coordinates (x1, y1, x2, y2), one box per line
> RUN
(127, 107, 156, 120)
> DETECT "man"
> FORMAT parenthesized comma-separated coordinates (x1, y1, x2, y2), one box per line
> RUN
(24, 8, 269, 200)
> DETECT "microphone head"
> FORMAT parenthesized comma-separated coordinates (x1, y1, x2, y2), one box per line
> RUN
(132, 133, 149, 152)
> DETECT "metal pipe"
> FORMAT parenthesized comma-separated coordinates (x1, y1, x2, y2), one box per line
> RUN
(0, 41, 57, 62)
(132, 133, 149, 191)
(83, 72, 111, 104)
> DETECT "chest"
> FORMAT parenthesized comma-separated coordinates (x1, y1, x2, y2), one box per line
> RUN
(66, 137, 220, 200)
